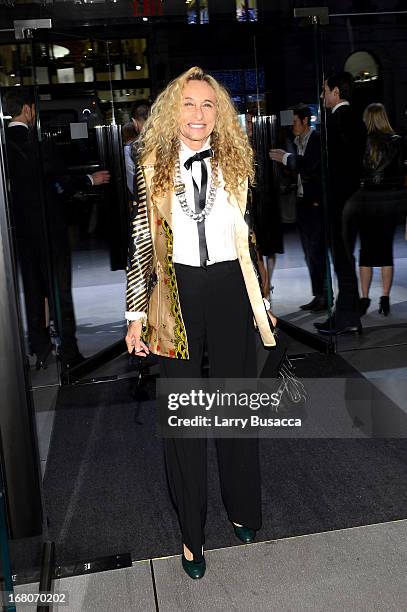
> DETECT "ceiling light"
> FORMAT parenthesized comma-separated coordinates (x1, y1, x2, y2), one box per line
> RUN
(52, 44, 70, 59)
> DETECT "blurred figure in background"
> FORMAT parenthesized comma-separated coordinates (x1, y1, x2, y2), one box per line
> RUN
(315, 72, 366, 335)
(130, 99, 151, 134)
(124, 99, 151, 197)
(4, 88, 110, 369)
(249, 108, 284, 303)
(343, 103, 406, 316)
(122, 121, 138, 195)
(270, 104, 329, 312)
(122, 121, 138, 145)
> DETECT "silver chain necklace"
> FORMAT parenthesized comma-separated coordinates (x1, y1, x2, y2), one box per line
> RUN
(174, 159, 218, 223)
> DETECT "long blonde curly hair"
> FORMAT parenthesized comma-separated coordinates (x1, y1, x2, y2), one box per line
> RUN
(138, 66, 255, 199)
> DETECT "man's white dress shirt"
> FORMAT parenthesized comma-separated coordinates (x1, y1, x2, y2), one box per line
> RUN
(331, 100, 350, 114)
(282, 128, 313, 197)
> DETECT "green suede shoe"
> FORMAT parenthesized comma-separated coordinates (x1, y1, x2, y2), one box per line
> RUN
(181, 554, 206, 579)
(233, 524, 256, 543)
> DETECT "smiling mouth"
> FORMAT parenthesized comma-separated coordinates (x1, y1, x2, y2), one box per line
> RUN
(188, 124, 206, 128)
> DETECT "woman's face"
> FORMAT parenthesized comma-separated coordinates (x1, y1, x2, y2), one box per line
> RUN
(178, 80, 217, 151)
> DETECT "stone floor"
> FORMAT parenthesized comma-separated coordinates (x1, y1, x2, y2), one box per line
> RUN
(14, 519, 407, 612)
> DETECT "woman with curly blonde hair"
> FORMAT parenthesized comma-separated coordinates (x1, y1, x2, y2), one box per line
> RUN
(138, 66, 255, 198)
(125, 67, 277, 579)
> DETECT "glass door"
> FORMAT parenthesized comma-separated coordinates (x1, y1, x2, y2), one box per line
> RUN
(0, 22, 153, 581)
(251, 13, 335, 353)
(1, 31, 152, 387)
(322, 9, 407, 354)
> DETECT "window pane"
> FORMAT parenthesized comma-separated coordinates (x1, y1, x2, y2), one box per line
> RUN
(236, 0, 258, 22)
(187, 0, 209, 24)
(121, 39, 149, 79)
(0, 44, 32, 88)
(98, 88, 151, 125)
(5, 39, 148, 86)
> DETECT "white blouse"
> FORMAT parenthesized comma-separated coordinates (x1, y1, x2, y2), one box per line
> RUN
(174, 139, 238, 266)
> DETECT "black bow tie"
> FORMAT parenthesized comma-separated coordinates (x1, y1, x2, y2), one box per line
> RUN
(184, 148, 213, 170)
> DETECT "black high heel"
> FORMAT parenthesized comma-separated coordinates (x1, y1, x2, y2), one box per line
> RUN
(359, 297, 371, 316)
(379, 296, 390, 316)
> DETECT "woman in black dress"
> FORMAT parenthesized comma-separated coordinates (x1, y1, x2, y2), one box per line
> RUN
(343, 103, 406, 316)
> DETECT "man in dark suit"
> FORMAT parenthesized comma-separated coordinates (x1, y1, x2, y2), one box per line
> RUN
(314, 72, 366, 335)
(4, 88, 110, 368)
(270, 105, 329, 312)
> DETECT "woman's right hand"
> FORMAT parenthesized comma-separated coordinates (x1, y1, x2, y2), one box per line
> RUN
(267, 310, 278, 330)
(125, 320, 150, 357)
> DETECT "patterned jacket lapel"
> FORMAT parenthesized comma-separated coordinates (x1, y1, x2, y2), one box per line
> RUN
(141, 153, 174, 228)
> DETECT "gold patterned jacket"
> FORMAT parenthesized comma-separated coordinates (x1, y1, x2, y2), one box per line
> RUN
(125, 151, 276, 359)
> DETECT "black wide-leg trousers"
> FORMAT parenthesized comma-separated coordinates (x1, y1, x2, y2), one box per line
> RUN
(159, 260, 261, 561)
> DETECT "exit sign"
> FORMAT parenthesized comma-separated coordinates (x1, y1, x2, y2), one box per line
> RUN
(133, 0, 163, 16)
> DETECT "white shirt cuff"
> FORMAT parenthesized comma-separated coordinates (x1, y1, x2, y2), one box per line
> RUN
(87, 174, 94, 185)
(282, 153, 291, 166)
(263, 298, 271, 311)
(125, 311, 147, 324)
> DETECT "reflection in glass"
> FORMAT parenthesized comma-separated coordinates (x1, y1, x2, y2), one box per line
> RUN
(0, 44, 31, 87)
(3, 87, 85, 373)
(236, 0, 258, 22)
(97, 88, 151, 124)
(187, 0, 209, 25)
(0, 39, 148, 88)
(211, 68, 265, 113)
(2, 78, 135, 375)
(38, 119, 127, 360)
(120, 39, 149, 79)
(343, 103, 406, 318)
(325, 17, 407, 351)
(344, 51, 380, 84)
